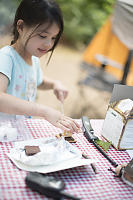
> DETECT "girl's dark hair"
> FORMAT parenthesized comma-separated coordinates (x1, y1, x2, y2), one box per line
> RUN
(11, 0, 64, 61)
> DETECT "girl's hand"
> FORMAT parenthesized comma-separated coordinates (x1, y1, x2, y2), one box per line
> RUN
(56, 115, 81, 133)
(53, 81, 68, 103)
(45, 107, 80, 133)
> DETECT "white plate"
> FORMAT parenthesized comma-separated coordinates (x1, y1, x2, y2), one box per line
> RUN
(7, 154, 96, 173)
(7, 137, 97, 173)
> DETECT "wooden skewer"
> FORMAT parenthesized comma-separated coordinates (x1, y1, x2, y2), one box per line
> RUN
(60, 102, 64, 115)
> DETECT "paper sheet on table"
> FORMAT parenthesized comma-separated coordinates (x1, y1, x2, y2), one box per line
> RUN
(7, 137, 96, 173)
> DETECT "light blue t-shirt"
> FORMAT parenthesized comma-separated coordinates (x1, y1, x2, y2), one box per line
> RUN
(0, 46, 43, 101)
(0, 46, 43, 119)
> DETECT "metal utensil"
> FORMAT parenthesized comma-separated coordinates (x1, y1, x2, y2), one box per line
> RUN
(82, 116, 118, 168)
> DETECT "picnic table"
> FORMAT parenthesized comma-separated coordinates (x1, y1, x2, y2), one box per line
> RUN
(0, 118, 133, 200)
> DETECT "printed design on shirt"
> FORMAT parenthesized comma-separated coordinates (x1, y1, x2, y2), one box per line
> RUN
(25, 78, 36, 101)
(21, 93, 25, 98)
(15, 84, 21, 92)
(19, 75, 22, 79)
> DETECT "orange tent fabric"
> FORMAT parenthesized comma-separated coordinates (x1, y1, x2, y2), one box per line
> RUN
(83, 18, 133, 85)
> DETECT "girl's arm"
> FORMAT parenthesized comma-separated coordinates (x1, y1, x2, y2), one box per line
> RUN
(0, 73, 80, 132)
(38, 77, 68, 102)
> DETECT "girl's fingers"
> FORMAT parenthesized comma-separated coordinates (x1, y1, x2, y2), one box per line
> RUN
(64, 116, 81, 129)
(54, 90, 68, 102)
(54, 90, 64, 102)
(57, 116, 80, 133)
(64, 120, 78, 133)
(58, 120, 74, 132)
(73, 120, 80, 129)
(56, 121, 71, 132)
(58, 91, 64, 103)
(63, 91, 68, 99)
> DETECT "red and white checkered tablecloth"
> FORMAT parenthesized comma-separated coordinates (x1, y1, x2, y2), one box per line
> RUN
(0, 119, 133, 200)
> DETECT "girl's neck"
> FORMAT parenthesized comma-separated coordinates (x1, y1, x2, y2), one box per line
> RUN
(12, 42, 32, 66)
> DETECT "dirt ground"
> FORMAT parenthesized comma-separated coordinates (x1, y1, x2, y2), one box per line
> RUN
(37, 45, 112, 119)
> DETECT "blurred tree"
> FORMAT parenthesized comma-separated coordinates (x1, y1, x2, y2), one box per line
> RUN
(0, 0, 20, 34)
(56, 0, 115, 47)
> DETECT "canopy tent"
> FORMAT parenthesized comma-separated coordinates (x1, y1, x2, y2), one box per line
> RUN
(112, 0, 133, 49)
(82, 0, 133, 87)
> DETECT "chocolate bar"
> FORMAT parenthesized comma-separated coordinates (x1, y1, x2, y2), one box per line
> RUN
(25, 146, 40, 156)
(56, 133, 76, 143)
(64, 136, 76, 143)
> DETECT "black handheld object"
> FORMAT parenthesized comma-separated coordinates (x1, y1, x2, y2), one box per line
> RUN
(25, 172, 80, 200)
(82, 116, 118, 168)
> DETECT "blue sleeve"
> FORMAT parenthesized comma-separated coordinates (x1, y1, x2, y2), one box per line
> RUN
(0, 53, 13, 82)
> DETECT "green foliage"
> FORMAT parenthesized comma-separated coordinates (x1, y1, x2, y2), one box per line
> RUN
(95, 139, 112, 152)
(56, 0, 115, 47)
(0, 0, 17, 27)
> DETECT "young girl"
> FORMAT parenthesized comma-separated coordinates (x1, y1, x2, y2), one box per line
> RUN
(0, 0, 80, 133)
